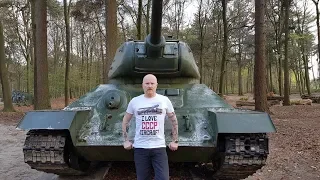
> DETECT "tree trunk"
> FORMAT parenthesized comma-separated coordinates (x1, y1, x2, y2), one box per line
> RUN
(100, 33, 104, 83)
(64, 0, 71, 107)
(80, 27, 85, 92)
(250, 65, 254, 93)
(137, 0, 142, 40)
(119, 12, 126, 41)
(247, 67, 250, 93)
(283, 0, 290, 106)
(219, 0, 227, 95)
(254, 0, 269, 112)
(311, 59, 316, 85)
(85, 40, 89, 92)
(22, 4, 32, 94)
(277, 53, 282, 96)
(34, 0, 50, 109)
(18, 72, 21, 91)
(269, 54, 273, 92)
(238, 38, 243, 95)
(293, 70, 301, 95)
(104, 0, 117, 83)
(199, 36, 204, 83)
(197, 0, 205, 84)
(303, 54, 311, 95)
(0, 21, 15, 112)
(312, 1, 320, 80)
(146, 0, 151, 35)
(26, 51, 30, 94)
(225, 62, 228, 94)
(210, 35, 218, 91)
(31, 0, 37, 109)
(297, 57, 305, 94)
(89, 42, 93, 90)
(52, 26, 58, 98)
(231, 66, 235, 94)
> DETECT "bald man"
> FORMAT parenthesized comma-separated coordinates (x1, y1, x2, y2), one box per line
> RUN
(122, 74, 178, 180)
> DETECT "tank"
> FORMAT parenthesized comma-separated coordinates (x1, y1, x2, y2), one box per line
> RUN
(16, 0, 276, 179)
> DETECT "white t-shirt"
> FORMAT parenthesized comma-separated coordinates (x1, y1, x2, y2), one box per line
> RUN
(126, 93, 174, 148)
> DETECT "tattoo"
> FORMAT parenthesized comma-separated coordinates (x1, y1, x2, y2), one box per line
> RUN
(169, 112, 178, 141)
(122, 114, 131, 141)
(123, 131, 128, 141)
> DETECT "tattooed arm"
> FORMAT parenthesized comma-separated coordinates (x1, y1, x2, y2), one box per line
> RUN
(122, 113, 133, 142)
(167, 112, 178, 142)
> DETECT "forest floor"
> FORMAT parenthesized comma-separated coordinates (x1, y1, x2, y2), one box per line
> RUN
(0, 95, 320, 180)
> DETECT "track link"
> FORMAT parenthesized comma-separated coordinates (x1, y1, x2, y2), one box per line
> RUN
(212, 133, 268, 180)
(23, 130, 86, 175)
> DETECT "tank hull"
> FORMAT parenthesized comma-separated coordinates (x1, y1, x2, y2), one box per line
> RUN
(17, 84, 275, 179)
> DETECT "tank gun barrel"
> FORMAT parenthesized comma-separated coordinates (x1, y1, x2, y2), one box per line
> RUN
(150, 0, 163, 45)
(146, 0, 165, 58)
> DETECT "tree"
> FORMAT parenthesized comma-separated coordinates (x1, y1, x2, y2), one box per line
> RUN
(104, 0, 117, 83)
(31, 0, 38, 109)
(312, 0, 320, 82)
(294, 1, 312, 95)
(64, 0, 71, 106)
(283, 0, 291, 106)
(229, 0, 253, 95)
(219, 0, 228, 95)
(162, 0, 187, 38)
(34, 0, 50, 109)
(137, 0, 142, 40)
(0, 21, 15, 112)
(254, 0, 269, 112)
(196, 0, 206, 84)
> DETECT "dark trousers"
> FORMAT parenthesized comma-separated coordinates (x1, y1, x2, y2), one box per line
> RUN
(134, 148, 169, 180)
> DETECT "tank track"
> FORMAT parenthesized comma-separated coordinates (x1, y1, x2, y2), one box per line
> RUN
(212, 133, 269, 180)
(23, 130, 86, 175)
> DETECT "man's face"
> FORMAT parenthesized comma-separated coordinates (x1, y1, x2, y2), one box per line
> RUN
(142, 75, 158, 97)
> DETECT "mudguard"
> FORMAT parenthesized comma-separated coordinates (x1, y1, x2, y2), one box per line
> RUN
(16, 110, 91, 145)
(208, 110, 276, 133)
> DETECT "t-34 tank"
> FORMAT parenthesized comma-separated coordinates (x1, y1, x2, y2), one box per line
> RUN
(17, 0, 276, 179)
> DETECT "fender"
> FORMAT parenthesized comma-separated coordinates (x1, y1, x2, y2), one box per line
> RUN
(16, 110, 91, 145)
(208, 110, 276, 133)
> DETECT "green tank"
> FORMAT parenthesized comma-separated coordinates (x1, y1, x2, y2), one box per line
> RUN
(17, 0, 276, 179)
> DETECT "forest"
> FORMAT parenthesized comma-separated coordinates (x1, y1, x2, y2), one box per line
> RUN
(0, 0, 320, 111)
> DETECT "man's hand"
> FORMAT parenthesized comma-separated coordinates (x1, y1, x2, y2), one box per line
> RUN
(169, 141, 178, 151)
(123, 140, 133, 150)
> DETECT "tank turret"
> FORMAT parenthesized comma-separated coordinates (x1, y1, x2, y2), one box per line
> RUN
(108, 0, 200, 84)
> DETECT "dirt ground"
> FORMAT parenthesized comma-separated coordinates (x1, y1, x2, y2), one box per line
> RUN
(0, 95, 320, 180)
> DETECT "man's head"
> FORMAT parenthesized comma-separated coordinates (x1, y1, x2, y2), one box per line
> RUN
(142, 74, 158, 98)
